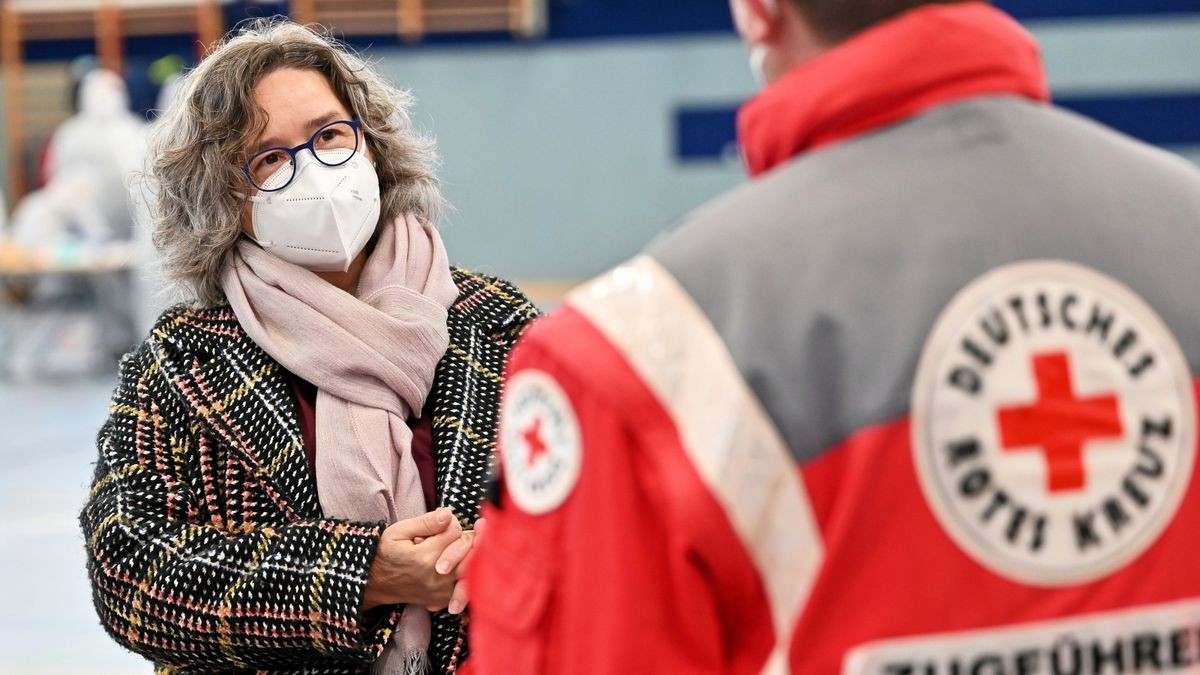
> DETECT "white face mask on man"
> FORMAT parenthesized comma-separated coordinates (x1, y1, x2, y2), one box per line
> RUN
(749, 44, 770, 87)
(741, 0, 777, 87)
(242, 147, 382, 272)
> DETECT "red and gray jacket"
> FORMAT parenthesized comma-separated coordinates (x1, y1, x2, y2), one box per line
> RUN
(467, 4, 1200, 674)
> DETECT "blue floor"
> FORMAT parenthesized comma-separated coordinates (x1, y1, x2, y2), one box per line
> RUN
(0, 378, 149, 674)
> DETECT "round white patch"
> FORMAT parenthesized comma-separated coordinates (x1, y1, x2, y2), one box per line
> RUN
(501, 370, 583, 515)
(912, 261, 1195, 586)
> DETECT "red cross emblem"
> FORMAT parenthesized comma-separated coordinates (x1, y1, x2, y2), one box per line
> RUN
(522, 417, 550, 467)
(996, 351, 1125, 493)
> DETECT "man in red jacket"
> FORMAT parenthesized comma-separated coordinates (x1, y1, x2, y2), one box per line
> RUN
(466, 0, 1200, 673)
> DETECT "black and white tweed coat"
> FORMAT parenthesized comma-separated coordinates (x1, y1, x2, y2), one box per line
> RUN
(80, 268, 540, 674)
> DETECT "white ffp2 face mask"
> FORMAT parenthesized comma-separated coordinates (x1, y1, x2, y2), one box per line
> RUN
(244, 148, 382, 272)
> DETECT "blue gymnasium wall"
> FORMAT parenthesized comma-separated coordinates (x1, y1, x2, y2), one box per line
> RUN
(4, 0, 1199, 283)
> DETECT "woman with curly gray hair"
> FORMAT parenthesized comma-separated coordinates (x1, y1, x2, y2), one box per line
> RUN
(80, 20, 538, 675)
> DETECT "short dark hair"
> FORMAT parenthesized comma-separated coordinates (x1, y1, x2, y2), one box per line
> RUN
(788, 0, 987, 43)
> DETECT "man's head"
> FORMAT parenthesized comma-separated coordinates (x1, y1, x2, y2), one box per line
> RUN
(730, 0, 984, 84)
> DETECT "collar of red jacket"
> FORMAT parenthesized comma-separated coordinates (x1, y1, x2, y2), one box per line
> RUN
(737, 2, 1050, 177)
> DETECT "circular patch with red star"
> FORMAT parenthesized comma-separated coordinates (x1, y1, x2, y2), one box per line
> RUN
(501, 370, 582, 515)
(911, 261, 1195, 586)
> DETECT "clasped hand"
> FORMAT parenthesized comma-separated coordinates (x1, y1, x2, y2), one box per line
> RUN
(363, 507, 481, 615)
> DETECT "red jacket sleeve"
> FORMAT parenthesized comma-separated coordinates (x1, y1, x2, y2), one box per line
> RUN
(467, 308, 775, 675)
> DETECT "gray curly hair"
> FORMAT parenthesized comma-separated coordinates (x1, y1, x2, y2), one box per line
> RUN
(148, 19, 442, 306)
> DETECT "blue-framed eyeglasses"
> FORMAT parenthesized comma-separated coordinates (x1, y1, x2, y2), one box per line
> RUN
(243, 118, 363, 193)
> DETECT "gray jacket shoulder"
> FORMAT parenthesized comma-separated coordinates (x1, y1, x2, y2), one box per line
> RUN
(649, 96, 1200, 463)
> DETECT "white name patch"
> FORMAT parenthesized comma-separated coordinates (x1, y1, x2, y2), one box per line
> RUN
(844, 599, 1200, 675)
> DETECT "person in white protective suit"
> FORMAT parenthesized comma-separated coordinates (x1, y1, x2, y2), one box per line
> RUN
(12, 69, 147, 249)
(47, 68, 147, 243)
(8, 69, 149, 369)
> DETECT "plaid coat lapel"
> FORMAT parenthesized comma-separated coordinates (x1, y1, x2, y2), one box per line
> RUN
(424, 269, 541, 672)
(152, 306, 322, 524)
(428, 269, 540, 519)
